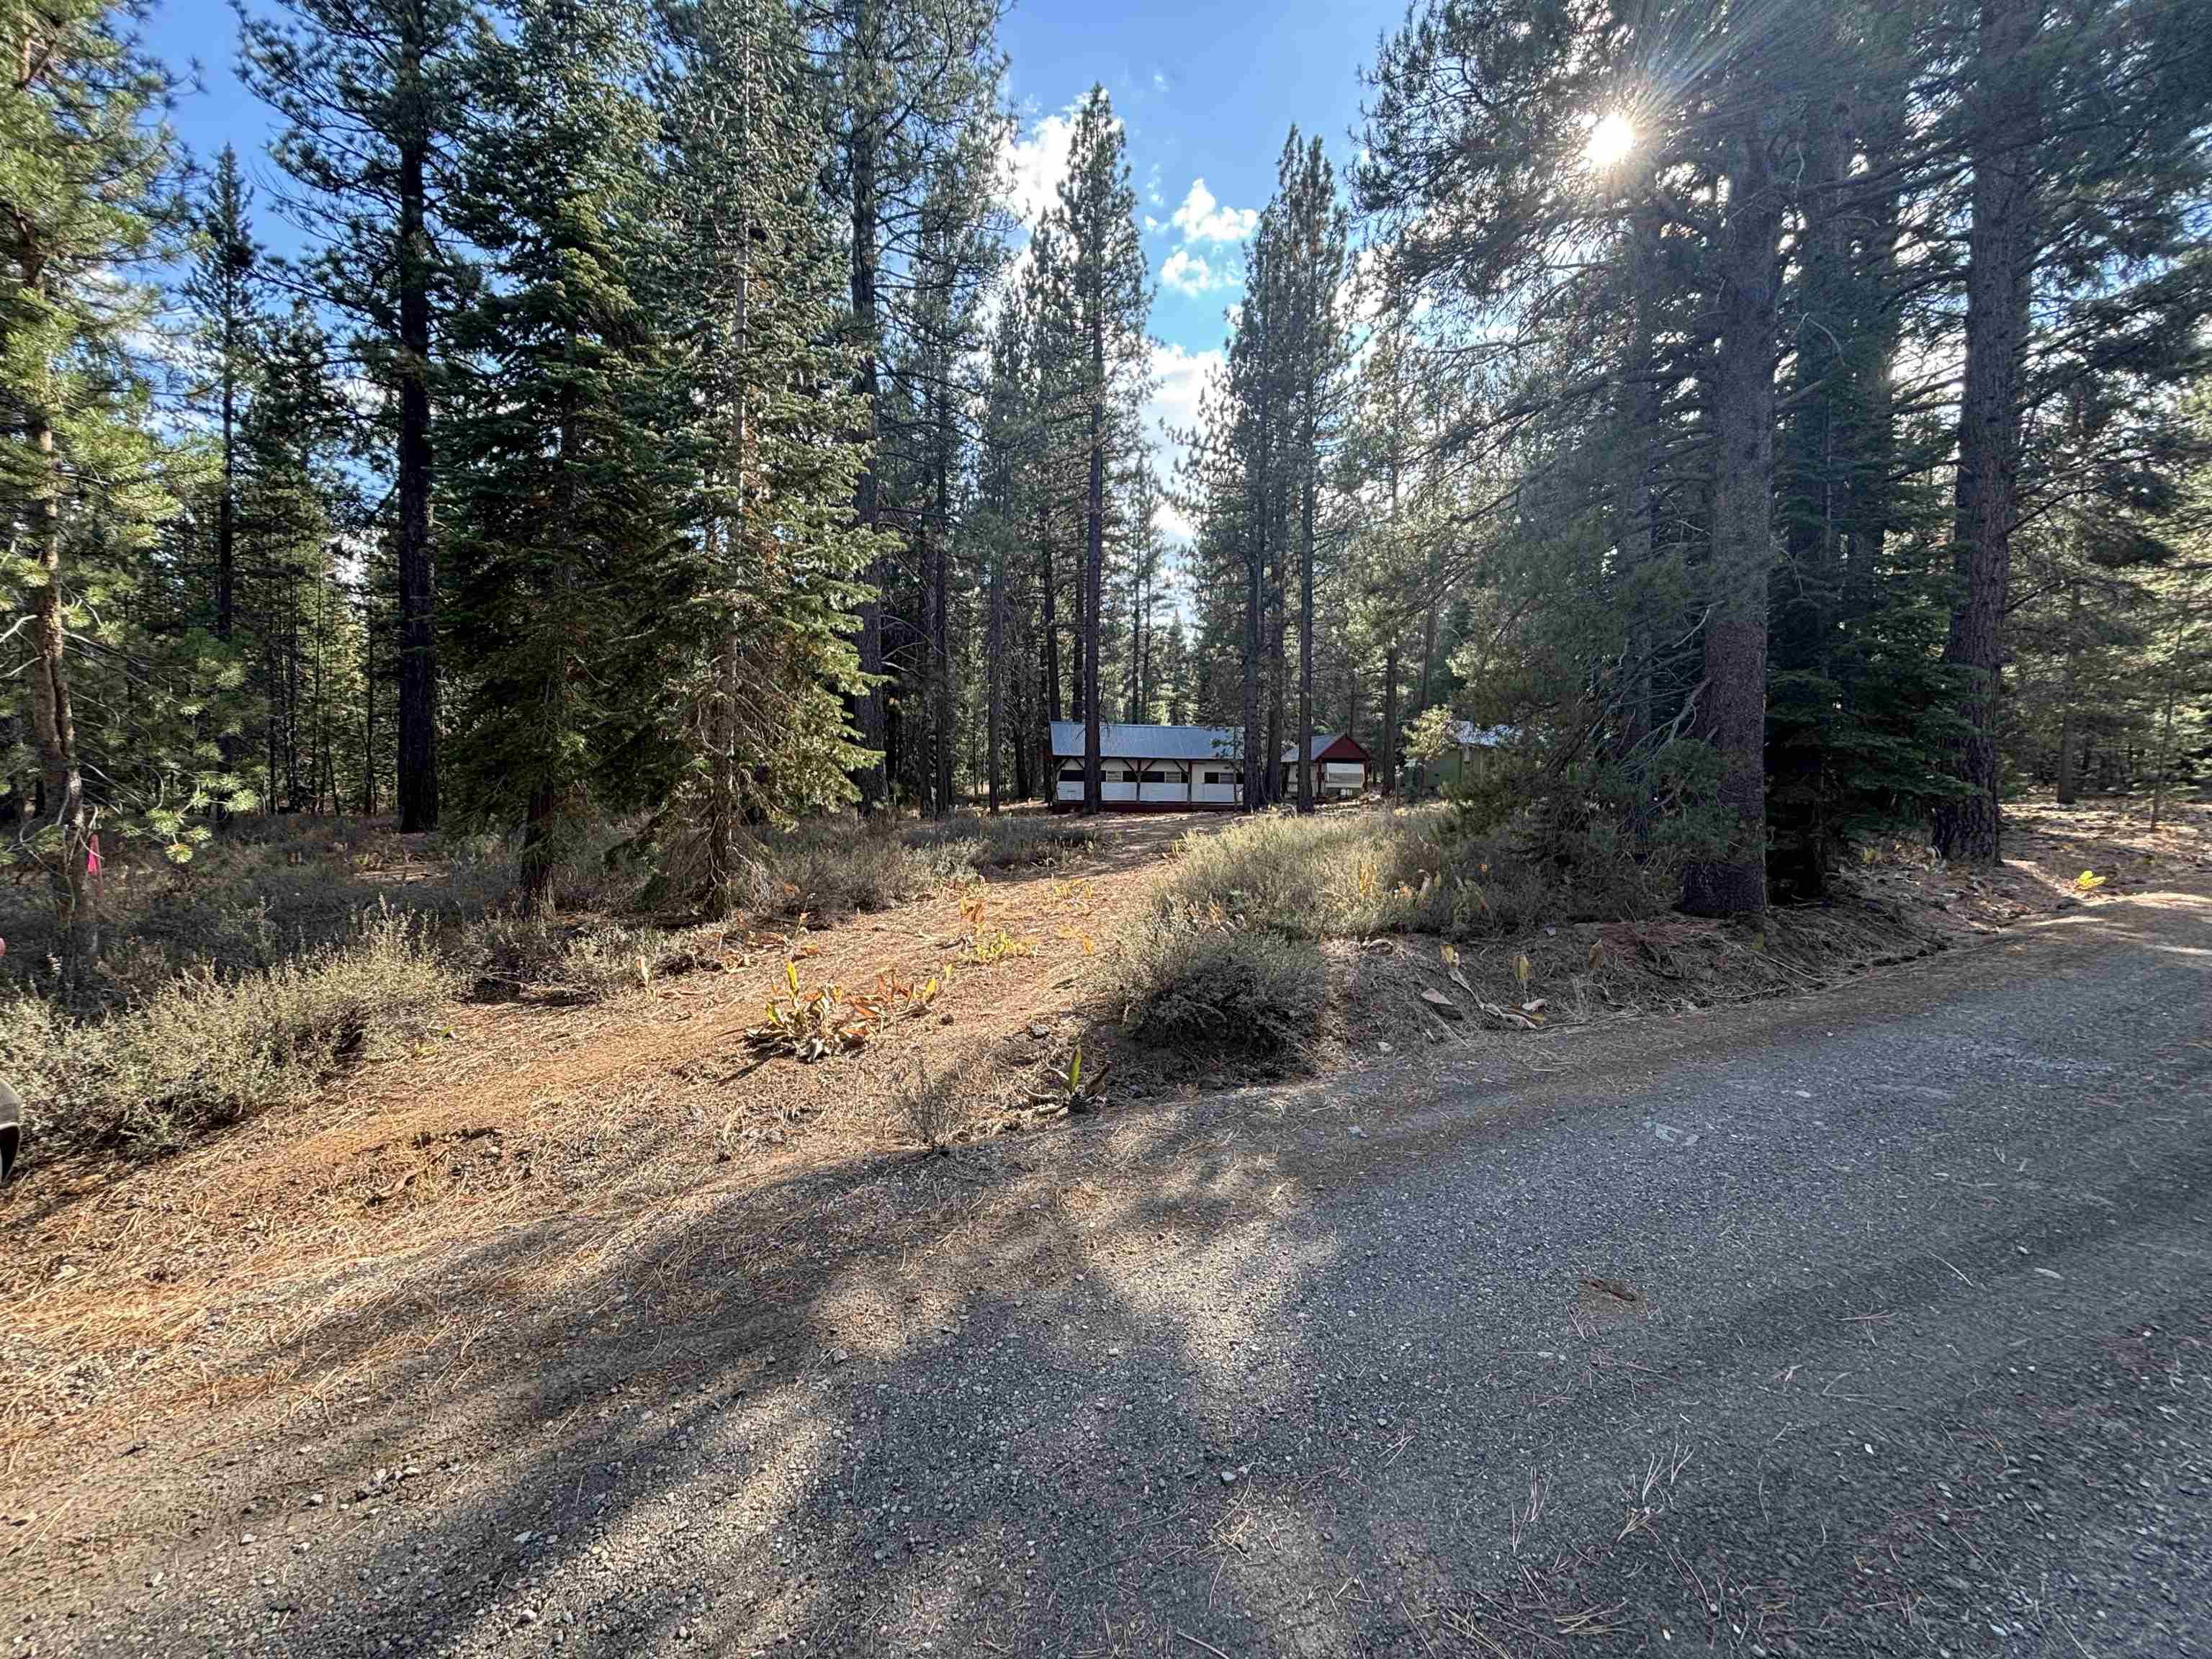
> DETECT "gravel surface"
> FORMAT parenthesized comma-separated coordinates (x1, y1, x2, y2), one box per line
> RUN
(13, 884, 2211, 1658)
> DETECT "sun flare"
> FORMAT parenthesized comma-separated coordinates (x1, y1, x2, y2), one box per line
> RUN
(1586, 111, 1636, 168)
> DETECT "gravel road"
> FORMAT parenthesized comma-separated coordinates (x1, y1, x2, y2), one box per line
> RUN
(17, 883, 2211, 1658)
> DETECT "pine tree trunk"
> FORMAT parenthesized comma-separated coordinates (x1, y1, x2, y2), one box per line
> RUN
(1297, 403, 1316, 814)
(2054, 579, 2081, 804)
(265, 619, 281, 815)
(1039, 506, 1061, 726)
(932, 385, 954, 818)
(1680, 121, 1782, 918)
(1242, 514, 1262, 815)
(1243, 336, 1268, 815)
(1083, 271, 1105, 816)
(1011, 660, 1032, 801)
(1266, 535, 1286, 806)
(217, 342, 238, 644)
(395, 8, 439, 833)
(361, 610, 377, 815)
(1127, 568, 1141, 721)
(1935, 0, 2041, 865)
(1381, 644, 1399, 796)
(1614, 204, 1660, 851)
(22, 363, 99, 974)
(849, 107, 886, 812)
(986, 549, 1003, 814)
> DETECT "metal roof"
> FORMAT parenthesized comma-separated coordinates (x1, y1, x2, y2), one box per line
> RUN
(1048, 721, 1244, 762)
(1285, 732, 1366, 763)
(1447, 721, 1515, 749)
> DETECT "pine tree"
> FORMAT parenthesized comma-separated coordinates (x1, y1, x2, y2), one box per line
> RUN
(1049, 88, 1148, 817)
(1119, 458, 1169, 721)
(181, 147, 258, 650)
(241, 0, 470, 832)
(645, 0, 886, 910)
(1933, 0, 2211, 861)
(443, 0, 674, 909)
(2, 0, 189, 973)
(1266, 130, 1348, 814)
(235, 305, 361, 815)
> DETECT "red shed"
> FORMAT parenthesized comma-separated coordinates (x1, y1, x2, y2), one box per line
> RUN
(1285, 732, 1374, 799)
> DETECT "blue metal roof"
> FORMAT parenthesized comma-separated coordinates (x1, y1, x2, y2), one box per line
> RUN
(1048, 721, 1244, 762)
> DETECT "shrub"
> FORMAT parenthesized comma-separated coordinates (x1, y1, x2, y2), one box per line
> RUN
(902, 814, 1097, 880)
(460, 912, 714, 1003)
(1153, 804, 1677, 945)
(0, 817, 516, 1003)
(768, 822, 935, 913)
(891, 1058, 964, 1150)
(1115, 905, 1325, 1055)
(0, 906, 453, 1155)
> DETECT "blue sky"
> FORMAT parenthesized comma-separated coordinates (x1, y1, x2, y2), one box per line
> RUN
(143, 0, 1401, 531)
(1002, 0, 1395, 523)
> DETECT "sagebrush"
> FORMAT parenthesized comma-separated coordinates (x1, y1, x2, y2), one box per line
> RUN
(1, 906, 451, 1155)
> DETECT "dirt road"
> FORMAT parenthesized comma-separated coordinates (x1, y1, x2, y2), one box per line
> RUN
(12, 876, 2211, 1658)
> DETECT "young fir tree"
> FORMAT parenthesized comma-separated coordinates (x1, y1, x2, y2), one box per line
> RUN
(645, 0, 886, 913)
(240, 0, 470, 832)
(1049, 88, 1148, 816)
(443, 0, 675, 910)
(2, 0, 198, 974)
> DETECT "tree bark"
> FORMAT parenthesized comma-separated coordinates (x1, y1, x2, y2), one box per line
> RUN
(1934, 0, 2041, 865)
(2054, 578, 2081, 804)
(848, 94, 886, 812)
(1380, 644, 1399, 796)
(1680, 120, 1783, 918)
(1082, 246, 1105, 818)
(986, 546, 1003, 814)
(932, 382, 954, 819)
(395, 5, 439, 833)
(22, 359, 99, 974)
(1296, 386, 1316, 814)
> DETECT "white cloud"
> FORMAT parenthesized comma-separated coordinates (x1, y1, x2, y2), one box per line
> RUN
(1143, 213, 1163, 234)
(1170, 178, 1258, 244)
(1161, 247, 1236, 298)
(1143, 341, 1223, 541)
(999, 106, 1080, 228)
(1145, 163, 1164, 208)
(1151, 70, 1167, 93)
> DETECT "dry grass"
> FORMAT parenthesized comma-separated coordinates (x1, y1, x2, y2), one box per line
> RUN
(0, 905, 453, 1155)
(1114, 903, 1327, 1054)
(1146, 804, 1676, 945)
(889, 1057, 968, 1151)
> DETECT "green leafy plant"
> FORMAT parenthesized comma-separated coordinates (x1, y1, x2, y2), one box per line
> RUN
(1026, 1043, 1113, 1113)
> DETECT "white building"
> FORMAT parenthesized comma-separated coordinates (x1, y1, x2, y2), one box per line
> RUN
(1048, 721, 1246, 811)
(1047, 722, 1375, 811)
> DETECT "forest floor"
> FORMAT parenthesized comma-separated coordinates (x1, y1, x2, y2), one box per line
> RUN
(3, 793, 2208, 1571)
